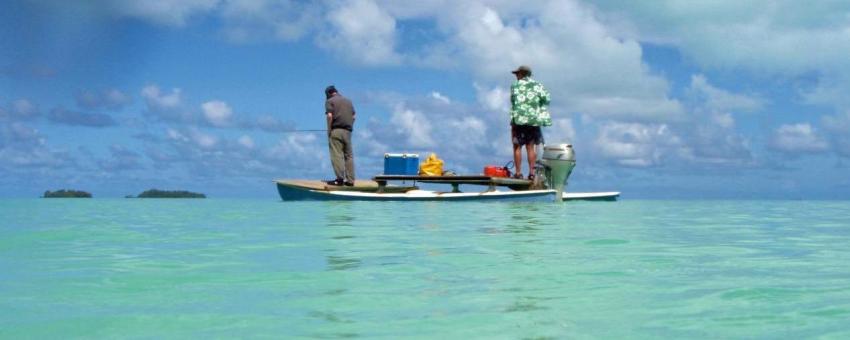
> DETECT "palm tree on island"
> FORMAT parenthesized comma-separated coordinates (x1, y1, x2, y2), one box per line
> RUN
(42, 189, 92, 198)
(128, 189, 206, 198)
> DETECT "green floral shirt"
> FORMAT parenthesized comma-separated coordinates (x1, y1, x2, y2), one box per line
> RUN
(510, 77, 552, 126)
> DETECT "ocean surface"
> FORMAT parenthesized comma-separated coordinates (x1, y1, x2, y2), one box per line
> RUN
(1, 198, 849, 338)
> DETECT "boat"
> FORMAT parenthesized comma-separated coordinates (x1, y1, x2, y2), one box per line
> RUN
(275, 177, 556, 201)
(562, 192, 620, 201)
(275, 143, 617, 202)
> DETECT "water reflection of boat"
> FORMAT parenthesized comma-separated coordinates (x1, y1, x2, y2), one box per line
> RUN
(274, 144, 619, 202)
(562, 192, 620, 201)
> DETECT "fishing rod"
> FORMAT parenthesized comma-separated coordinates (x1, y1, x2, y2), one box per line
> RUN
(279, 129, 328, 133)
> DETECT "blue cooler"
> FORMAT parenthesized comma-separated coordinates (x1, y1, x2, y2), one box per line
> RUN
(383, 153, 419, 175)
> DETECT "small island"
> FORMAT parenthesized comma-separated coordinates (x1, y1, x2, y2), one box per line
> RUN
(43, 189, 92, 198)
(130, 189, 206, 198)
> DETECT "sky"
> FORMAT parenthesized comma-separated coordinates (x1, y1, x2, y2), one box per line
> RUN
(2, 0, 850, 199)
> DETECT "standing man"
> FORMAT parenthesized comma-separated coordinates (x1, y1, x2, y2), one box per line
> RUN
(325, 85, 355, 186)
(509, 65, 552, 180)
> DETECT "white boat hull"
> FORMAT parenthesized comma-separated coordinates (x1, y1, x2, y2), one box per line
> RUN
(562, 192, 620, 201)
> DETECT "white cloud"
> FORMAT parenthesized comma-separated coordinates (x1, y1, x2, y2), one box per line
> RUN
(108, 0, 219, 27)
(47, 108, 117, 127)
(253, 115, 295, 132)
(660, 75, 758, 166)
(238, 135, 254, 149)
(355, 129, 388, 158)
(711, 112, 735, 129)
(191, 130, 218, 149)
(0, 120, 74, 170)
(105, 89, 132, 108)
(3, 122, 44, 148)
(430, 91, 450, 104)
(1, 99, 39, 122)
(75, 89, 132, 111)
(549, 118, 577, 145)
(141, 85, 193, 123)
(447, 116, 487, 147)
(269, 133, 318, 156)
(100, 0, 850, 122)
(201, 100, 233, 127)
(822, 111, 850, 134)
(13, 99, 38, 118)
(266, 133, 326, 173)
(687, 75, 763, 113)
(592, 1, 850, 72)
(821, 112, 850, 157)
(677, 121, 753, 166)
(219, 0, 318, 42)
(594, 122, 681, 167)
(389, 105, 435, 148)
(475, 84, 510, 114)
(320, 0, 401, 65)
(119, 1, 689, 123)
(417, 1, 684, 123)
(141, 85, 182, 111)
(140, 86, 304, 132)
(98, 144, 143, 171)
(166, 128, 188, 142)
(769, 123, 829, 153)
(145, 126, 326, 179)
(592, 1, 850, 112)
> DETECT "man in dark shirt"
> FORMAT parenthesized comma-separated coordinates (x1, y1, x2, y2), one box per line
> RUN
(324, 85, 355, 186)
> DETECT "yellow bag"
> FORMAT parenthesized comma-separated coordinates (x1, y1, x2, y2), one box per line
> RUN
(419, 153, 444, 176)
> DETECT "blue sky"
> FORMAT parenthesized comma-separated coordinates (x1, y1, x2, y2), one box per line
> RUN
(2, 0, 850, 199)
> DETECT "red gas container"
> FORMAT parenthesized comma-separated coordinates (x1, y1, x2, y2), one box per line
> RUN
(483, 165, 511, 178)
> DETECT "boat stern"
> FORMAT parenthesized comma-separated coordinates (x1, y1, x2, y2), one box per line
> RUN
(541, 144, 576, 202)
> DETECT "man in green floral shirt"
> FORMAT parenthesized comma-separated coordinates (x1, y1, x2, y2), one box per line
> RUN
(509, 65, 551, 180)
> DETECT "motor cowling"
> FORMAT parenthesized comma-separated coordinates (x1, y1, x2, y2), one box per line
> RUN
(540, 144, 576, 202)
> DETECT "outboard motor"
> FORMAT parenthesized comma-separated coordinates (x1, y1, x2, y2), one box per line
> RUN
(540, 144, 576, 202)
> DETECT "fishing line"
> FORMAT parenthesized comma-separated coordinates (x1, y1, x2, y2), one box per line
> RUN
(279, 129, 328, 133)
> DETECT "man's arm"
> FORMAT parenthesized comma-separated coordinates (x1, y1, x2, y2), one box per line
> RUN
(539, 83, 551, 106)
(325, 99, 334, 135)
(326, 112, 333, 136)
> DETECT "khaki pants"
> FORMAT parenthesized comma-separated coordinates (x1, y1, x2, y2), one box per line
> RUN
(328, 128, 355, 183)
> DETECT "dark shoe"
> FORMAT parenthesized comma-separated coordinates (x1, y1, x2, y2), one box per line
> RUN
(528, 174, 535, 181)
(326, 179, 344, 186)
(512, 173, 523, 179)
(343, 181, 354, 187)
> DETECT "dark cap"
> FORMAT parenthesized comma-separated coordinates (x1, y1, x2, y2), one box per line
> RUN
(324, 85, 337, 96)
(511, 65, 532, 75)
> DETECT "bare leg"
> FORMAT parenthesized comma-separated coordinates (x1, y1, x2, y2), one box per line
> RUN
(513, 143, 522, 176)
(526, 143, 536, 178)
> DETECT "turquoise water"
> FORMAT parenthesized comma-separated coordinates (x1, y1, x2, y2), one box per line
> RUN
(1, 199, 849, 338)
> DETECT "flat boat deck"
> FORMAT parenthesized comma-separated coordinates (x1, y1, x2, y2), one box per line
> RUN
(274, 179, 416, 193)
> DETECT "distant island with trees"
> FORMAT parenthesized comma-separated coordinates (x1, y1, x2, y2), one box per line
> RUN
(128, 189, 206, 198)
(43, 189, 92, 198)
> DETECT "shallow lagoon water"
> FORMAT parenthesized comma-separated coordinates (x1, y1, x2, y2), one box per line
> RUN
(1, 199, 849, 338)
